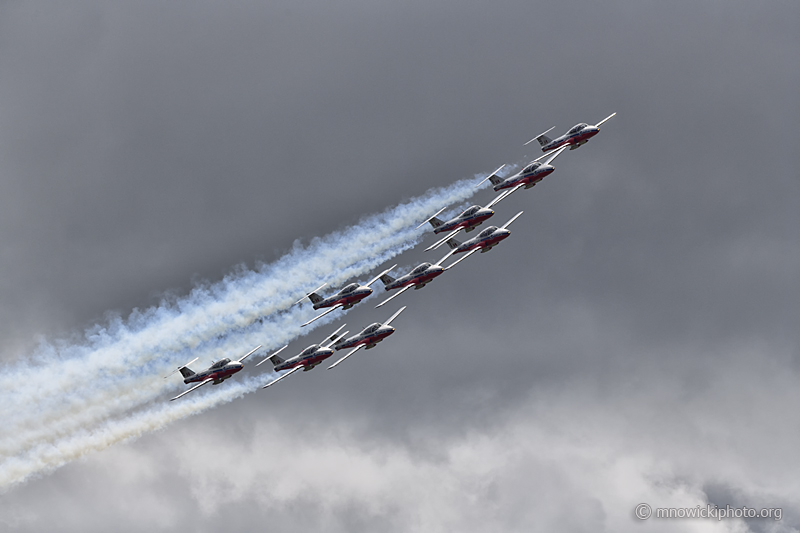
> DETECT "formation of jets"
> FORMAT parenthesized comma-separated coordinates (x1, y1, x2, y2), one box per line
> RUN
(165, 113, 615, 400)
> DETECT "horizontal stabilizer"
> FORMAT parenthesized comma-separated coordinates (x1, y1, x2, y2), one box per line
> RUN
(164, 357, 199, 379)
(416, 206, 448, 229)
(524, 126, 555, 146)
(256, 344, 289, 367)
(475, 164, 507, 188)
(366, 265, 397, 287)
(293, 283, 328, 306)
(445, 238, 462, 250)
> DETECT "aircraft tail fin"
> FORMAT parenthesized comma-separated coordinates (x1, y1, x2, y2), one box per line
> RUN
(269, 353, 286, 366)
(445, 238, 462, 250)
(307, 292, 324, 305)
(164, 357, 199, 379)
(379, 273, 396, 286)
(428, 217, 444, 229)
(524, 126, 555, 148)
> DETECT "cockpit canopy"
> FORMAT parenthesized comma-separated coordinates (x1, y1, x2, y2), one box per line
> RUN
(478, 227, 497, 238)
(568, 123, 588, 134)
(302, 345, 319, 356)
(522, 162, 541, 174)
(210, 358, 231, 369)
(411, 263, 431, 274)
(462, 206, 481, 216)
(340, 283, 359, 294)
(363, 323, 381, 335)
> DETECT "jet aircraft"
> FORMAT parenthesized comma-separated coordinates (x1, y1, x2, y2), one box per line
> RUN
(374, 255, 453, 309)
(441, 211, 524, 269)
(327, 306, 406, 369)
(474, 145, 569, 200)
(418, 180, 513, 251)
(525, 112, 616, 152)
(164, 345, 262, 401)
(296, 264, 396, 327)
(257, 324, 349, 388)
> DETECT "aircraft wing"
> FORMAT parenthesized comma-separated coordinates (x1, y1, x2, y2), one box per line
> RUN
(425, 228, 462, 252)
(475, 164, 507, 188)
(322, 330, 349, 349)
(170, 378, 213, 401)
(490, 184, 524, 206)
(301, 304, 343, 327)
(255, 344, 289, 367)
(595, 112, 616, 127)
(415, 206, 448, 229)
(366, 264, 397, 287)
(524, 126, 555, 146)
(541, 144, 569, 166)
(500, 211, 524, 230)
(327, 345, 364, 370)
(444, 248, 478, 270)
(434, 249, 456, 266)
(485, 189, 514, 209)
(262, 365, 304, 389)
(375, 285, 412, 309)
(383, 305, 407, 327)
(236, 345, 263, 363)
(293, 283, 328, 306)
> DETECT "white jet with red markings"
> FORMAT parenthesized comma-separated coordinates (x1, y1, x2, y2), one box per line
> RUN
(374, 250, 455, 308)
(440, 211, 524, 269)
(257, 324, 349, 389)
(418, 177, 513, 252)
(474, 145, 569, 201)
(164, 345, 262, 401)
(526, 112, 616, 153)
(327, 306, 406, 369)
(295, 264, 396, 327)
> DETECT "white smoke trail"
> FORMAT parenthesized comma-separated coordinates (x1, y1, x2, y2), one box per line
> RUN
(0, 174, 494, 490)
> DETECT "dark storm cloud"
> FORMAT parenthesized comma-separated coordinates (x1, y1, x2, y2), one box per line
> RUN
(1, 0, 799, 531)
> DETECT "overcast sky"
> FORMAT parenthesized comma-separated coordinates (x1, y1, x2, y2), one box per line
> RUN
(1, 1, 799, 532)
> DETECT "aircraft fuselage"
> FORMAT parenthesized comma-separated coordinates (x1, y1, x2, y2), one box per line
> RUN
(456, 229, 511, 254)
(434, 208, 495, 234)
(385, 266, 445, 291)
(335, 326, 395, 350)
(275, 347, 334, 373)
(184, 361, 244, 385)
(496, 165, 555, 191)
(542, 125, 599, 152)
(314, 286, 373, 310)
